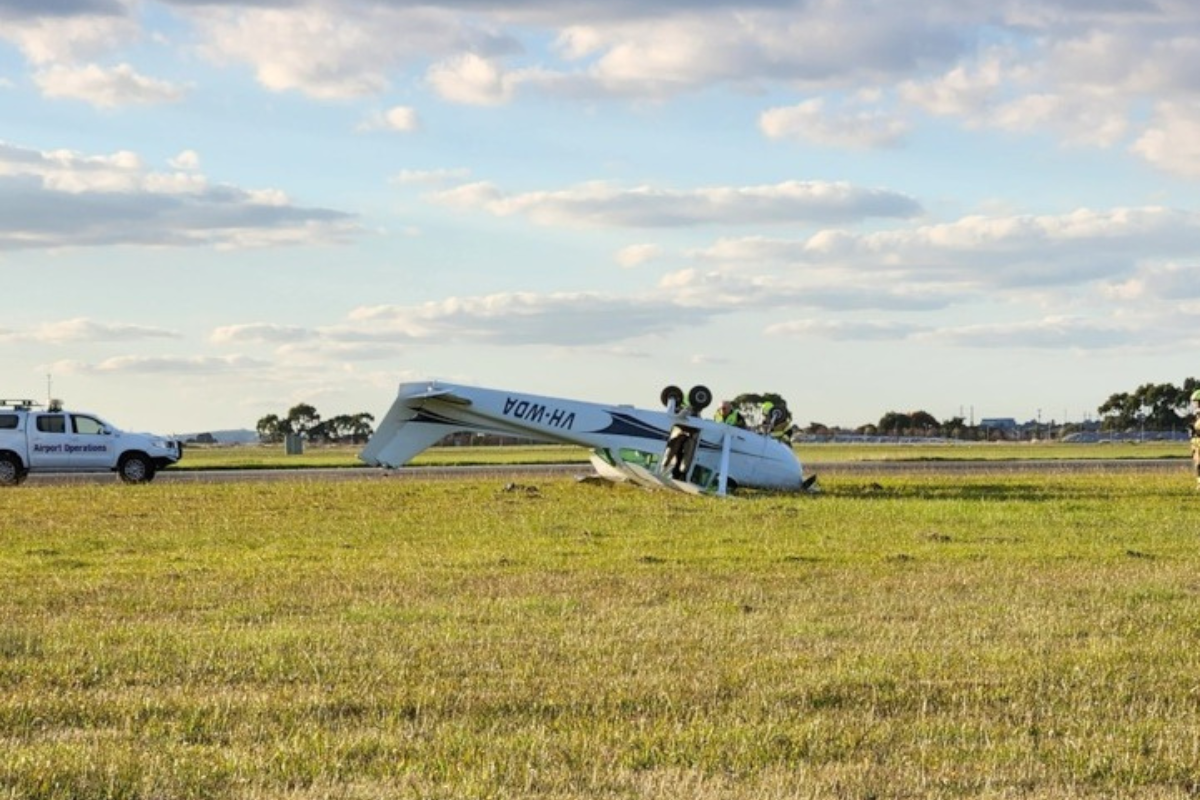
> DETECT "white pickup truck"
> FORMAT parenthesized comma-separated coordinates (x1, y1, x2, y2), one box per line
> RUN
(0, 399, 183, 485)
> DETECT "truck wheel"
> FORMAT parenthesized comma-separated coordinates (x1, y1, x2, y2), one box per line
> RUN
(118, 453, 156, 484)
(0, 453, 26, 486)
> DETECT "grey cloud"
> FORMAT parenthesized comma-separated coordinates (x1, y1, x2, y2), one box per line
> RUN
(0, 172, 360, 251)
(0, 0, 124, 18)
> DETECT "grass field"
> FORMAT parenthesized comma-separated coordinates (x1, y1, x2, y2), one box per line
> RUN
(176, 440, 1192, 471)
(3, 471, 1200, 798)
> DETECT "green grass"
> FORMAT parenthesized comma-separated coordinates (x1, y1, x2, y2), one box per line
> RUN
(178, 440, 1191, 471)
(3, 472, 1200, 798)
(799, 440, 1189, 463)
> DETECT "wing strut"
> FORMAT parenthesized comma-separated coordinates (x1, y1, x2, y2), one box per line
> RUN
(716, 428, 733, 497)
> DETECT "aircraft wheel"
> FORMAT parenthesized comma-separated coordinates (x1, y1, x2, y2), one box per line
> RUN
(688, 385, 713, 412)
(660, 385, 684, 409)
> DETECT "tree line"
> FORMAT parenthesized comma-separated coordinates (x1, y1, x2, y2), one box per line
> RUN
(1096, 379, 1199, 431)
(256, 403, 375, 444)
(806, 378, 1200, 439)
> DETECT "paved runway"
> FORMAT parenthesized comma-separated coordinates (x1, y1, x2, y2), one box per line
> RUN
(20, 458, 1188, 486)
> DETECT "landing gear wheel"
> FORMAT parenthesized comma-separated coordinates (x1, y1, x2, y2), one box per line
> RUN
(660, 385, 685, 409)
(687, 385, 713, 413)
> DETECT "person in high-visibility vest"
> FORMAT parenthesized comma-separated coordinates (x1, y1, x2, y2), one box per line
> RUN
(1191, 390, 1200, 490)
(759, 400, 791, 439)
(715, 401, 745, 428)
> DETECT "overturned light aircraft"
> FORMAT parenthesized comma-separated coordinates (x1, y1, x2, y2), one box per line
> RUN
(359, 381, 816, 496)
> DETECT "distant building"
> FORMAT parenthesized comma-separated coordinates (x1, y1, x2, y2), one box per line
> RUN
(980, 418, 1018, 430)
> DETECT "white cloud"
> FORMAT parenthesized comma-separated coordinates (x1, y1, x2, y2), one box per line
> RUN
(47, 354, 270, 376)
(0, 317, 180, 344)
(347, 291, 716, 346)
(430, 179, 922, 227)
(0, 8, 138, 65)
(898, 54, 1008, 119)
(34, 318, 180, 343)
(1130, 102, 1200, 177)
(927, 316, 1134, 350)
(427, 53, 515, 105)
(616, 243, 662, 268)
(693, 207, 1200, 291)
(1103, 262, 1200, 301)
(760, 97, 909, 149)
(210, 323, 315, 345)
(34, 63, 187, 108)
(358, 105, 422, 132)
(168, 149, 201, 171)
(188, 4, 515, 100)
(390, 167, 471, 186)
(766, 319, 928, 341)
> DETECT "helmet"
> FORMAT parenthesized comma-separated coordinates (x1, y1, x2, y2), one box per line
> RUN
(1192, 389, 1200, 403)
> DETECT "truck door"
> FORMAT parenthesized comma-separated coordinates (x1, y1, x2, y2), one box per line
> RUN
(27, 413, 71, 470)
(70, 414, 115, 469)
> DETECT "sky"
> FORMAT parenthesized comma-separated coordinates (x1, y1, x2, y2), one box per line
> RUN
(3, 0, 1200, 435)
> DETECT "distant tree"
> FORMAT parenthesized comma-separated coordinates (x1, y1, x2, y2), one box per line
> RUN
(941, 416, 968, 439)
(256, 413, 289, 444)
(909, 410, 940, 434)
(263, 406, 375, 444)
(348, 412, 375, 443)
(878, 411, 912, 436)
(286, 403, 320, 437)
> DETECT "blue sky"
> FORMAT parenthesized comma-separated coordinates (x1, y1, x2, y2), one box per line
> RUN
(3, 0, 1200, 434)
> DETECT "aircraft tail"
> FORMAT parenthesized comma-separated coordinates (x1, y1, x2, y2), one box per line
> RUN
(358, 391, 455, 467)
(359, 383, 518, 468)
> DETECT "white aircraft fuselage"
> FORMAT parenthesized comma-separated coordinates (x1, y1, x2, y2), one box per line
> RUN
(360, 381, 808, 495)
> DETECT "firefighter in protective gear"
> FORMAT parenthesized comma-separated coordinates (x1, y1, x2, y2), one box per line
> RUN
(1191, 389, 1200, 490)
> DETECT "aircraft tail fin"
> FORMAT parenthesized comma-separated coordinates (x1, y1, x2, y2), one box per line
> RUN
(360, 421, 451, 468)
(359, 390, 458, 467)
